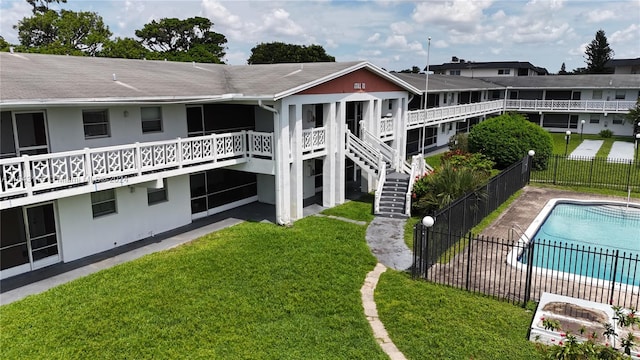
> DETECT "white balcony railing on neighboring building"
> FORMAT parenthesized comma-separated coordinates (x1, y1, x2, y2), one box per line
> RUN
(504, 99, 636, 113)
(0, 131, 273, 203)
(407, 100, 504, 129)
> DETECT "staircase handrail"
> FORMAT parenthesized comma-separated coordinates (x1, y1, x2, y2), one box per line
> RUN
(405, 155, 430, 216)
(373, 162, 387, 214)
(345, 127, 382, 173)
(361, 127, 399, 171)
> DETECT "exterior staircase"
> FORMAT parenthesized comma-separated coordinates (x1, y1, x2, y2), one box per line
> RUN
(376, 172, 410, 218)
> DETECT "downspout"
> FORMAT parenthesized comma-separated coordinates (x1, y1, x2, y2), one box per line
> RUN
(258, 100, 288, 226)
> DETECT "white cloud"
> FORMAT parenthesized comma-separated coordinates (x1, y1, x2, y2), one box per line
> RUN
(263, 8, 304, 37)
(325, 38, 338, 49)
(609, 24, 640, 44)
(525, 0, 565, 12)
(433, 40, 449, 48)
(412, 0, 493, 32)
(390, 21, 413, 35)
(367, 33, 381, 42)
(584, 9, 616, 23)
(0, 0, 32, 44)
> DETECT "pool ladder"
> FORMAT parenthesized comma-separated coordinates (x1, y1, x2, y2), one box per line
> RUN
(509, 223, 531, 243)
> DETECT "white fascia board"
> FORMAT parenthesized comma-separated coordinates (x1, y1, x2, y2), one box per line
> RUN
(273, 62, 422, 101)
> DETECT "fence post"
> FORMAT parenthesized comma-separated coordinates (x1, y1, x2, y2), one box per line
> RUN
(626, 160, 633, 190)
(552, 155, 559, 185)
(465, 232, 473, 291)
(412, 223, 418, 279)
(523, 240, 535, 306)
(609, 249, 620, 305)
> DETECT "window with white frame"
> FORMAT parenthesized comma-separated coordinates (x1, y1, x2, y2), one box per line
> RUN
(498, 69, 511, 75)
(83, 109, 110, 139)
(91, 189, 116, 217)
(147, 180, 168, 205)
(141, 106, 163, 133)
(615, 91, 626, 100)
(449, 70, 460, 76)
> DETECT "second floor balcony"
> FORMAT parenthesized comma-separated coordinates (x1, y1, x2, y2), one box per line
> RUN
(504, 99, 636, 113)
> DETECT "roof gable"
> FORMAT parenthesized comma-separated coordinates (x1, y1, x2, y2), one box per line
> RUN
(297, 68, 405, 95)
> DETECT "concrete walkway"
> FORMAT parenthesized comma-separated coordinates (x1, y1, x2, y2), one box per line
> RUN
(365, 217, 413, 271)
(608, 141, 635, 162)
(568, 139, 603, 160)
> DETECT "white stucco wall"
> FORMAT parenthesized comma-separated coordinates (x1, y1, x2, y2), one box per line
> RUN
(46, 104, 188, 152)
(57, 174, 191, 262)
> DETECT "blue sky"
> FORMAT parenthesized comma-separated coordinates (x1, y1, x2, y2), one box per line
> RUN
(1, 0, 638, 73)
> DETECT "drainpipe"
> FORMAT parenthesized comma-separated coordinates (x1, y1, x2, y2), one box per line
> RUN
(258, 100, 288, 226)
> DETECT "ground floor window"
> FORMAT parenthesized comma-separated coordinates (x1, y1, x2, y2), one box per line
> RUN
(91, 189, 117, 217)
(190, 169, 257, 214)
(147, 180, 168, 205)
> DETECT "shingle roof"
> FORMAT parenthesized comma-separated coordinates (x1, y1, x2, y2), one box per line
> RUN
(0, 52, 420, 105)
(478, 74, 640, 89)
(391, 73, 503, 92)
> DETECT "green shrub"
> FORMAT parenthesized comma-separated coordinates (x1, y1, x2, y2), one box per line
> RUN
(447, 133, 469, 152)
(468, 113, 553, 170)
(599, 129, 614, 138)
(441, 150, 495, 175)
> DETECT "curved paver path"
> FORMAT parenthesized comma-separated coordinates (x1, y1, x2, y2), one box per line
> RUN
(361, 216, 413, 360)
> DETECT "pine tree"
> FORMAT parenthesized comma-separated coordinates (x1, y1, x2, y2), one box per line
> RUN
(584, 29, 614, 74)
(558, 62, 568, 75)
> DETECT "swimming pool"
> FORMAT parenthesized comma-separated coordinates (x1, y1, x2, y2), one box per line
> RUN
(507, 199, 640, 287)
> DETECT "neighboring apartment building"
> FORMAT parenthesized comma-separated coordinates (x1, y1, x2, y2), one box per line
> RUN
(606, 58, 640, 74)
(1, 53, 638, 279)
(429, 57, 548, 77)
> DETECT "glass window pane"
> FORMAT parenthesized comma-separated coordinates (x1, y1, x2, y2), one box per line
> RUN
(15, 112, 47, 147)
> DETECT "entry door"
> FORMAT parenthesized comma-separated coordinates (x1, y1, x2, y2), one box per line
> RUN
(14, 111, 49, 156)
(24, 203, 60, 269)
(346, 102, 363, 136)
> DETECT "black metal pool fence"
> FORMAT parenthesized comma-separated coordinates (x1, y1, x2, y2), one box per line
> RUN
(412, 229, 640, 309)
(530, 154, 640, 193)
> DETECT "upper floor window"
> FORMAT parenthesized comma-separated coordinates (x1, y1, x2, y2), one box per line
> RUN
(449, 70, 460, 76)
(498, 69, 511, 75)
(91, 189, 116, 217)
(141, 106, 163, 133)
(83, 109, 110, 139)
(592, 90, 602, 100)
(615, 91, 626, 100)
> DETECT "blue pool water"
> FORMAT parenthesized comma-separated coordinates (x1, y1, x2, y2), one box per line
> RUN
(519, 203, 640, 285)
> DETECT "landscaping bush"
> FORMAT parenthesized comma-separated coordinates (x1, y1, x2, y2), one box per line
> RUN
(468, 113, 553, 170)
(447, 133, 469, 152)
(599, 129, 614, 138)
(440, 150, 495, 175)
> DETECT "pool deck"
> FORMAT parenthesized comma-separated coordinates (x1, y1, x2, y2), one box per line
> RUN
(480, 186, 635, 240)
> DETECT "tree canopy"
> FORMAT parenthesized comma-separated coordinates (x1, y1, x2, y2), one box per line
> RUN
(14, 9, 111, 56)
(248, 42, 335, 64)
(397, 66, 422, 74)
(585, 29, 614, 74)
(134, 17, 227, 63)
(27, 0, 66, 14)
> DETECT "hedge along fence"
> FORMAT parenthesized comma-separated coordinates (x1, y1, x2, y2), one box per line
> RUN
(531, 155, 640, 193)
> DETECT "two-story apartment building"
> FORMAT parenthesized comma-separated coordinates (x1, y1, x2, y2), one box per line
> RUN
(429, 57, 548, 77)
(0, 53, 421, 279)
(1, 52, 638, 280)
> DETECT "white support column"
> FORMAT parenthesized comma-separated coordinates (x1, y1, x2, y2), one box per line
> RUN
(396, 97, 407, 169)
(290, 104, 304, 220)
(362, 99, 376, 192)
(273, 104, 291, 225)
(323, 102, 336, 208)
(335, 101, 346, 204)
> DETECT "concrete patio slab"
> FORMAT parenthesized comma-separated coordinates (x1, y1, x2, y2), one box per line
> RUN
(568, 139, 603, 160)
(608, 141, 635, 162)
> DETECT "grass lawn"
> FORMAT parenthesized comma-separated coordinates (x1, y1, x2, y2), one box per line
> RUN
(320, 193, 375, 223)
(0, 217, 387, 360)
(376, 271, 543, 360)
(549, 132, 633, 156)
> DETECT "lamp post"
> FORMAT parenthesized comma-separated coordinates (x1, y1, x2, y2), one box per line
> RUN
(580, 119, 585, 140)
(420, 36, 431, 155)
(564, 130, 571, 157)
(527, 150, 535, 184)
(636, 133, 640, 167)
(416, 215, 435, 278)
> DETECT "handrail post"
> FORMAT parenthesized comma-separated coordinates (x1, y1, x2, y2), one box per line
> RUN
(176, 137, 183, 169)
(83, 147, 92, 185)
(135, 142, 142, 176)
(21, 155, 33, 196)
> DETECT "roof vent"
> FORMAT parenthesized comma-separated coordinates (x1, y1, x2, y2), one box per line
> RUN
(9, 46, 14, 54)
(113, 73, 117, 81)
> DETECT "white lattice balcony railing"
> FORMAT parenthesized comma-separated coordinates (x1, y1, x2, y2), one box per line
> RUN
(301, 127, 326, 158)
(379, 117, 394, 139)
(407, 100, 504, 129)
(504, 99, 636, 113)
(0, 131, 273, 200)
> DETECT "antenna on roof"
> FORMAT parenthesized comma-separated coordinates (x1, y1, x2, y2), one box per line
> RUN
(9, 46, 14, 54)
(113, 73, 117, 81)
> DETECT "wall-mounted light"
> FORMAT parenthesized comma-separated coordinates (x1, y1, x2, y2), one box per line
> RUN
(123, 110, 129, 118)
